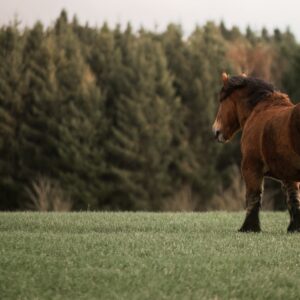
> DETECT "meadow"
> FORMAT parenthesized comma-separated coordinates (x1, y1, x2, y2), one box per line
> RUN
(1, 212, 300, 300)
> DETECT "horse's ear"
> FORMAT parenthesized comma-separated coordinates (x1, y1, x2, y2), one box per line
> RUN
(241, 72, 247, 77)
(221, 72, 229, 85)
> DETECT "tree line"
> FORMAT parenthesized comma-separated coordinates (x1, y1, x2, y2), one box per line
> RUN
(1, 10, 300, 211)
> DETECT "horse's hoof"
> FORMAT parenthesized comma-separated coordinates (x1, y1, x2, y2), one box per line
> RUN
(287, 224, 300, 233)
(238, 225, 261, 233)
(287, 228, 300, 233)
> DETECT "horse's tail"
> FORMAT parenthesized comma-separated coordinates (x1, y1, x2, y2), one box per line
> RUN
(290, 103, 300, 155)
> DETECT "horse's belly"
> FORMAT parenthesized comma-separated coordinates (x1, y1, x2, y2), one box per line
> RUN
(264, 156, 300, 181)
(262, 118, 300, 181)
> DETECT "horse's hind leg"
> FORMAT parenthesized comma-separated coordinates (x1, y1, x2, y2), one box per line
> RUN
(239, 163, 263, 232)
(284, 182, 300, 232)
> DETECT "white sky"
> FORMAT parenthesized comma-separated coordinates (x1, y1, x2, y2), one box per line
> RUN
(1, 0, 300, 39)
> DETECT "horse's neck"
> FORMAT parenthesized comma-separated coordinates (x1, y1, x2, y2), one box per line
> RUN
(238, 92, 293, 128)
(254, 93, 293, 113)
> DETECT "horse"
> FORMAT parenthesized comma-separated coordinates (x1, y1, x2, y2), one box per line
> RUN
(212, 72, 300, 232)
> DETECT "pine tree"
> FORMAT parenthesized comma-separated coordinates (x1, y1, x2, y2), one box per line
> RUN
(53, 17, 106, 209)
(0, 24, 24, 209)
(246, 26, 257, 45)
(160, 24, 199, 195)
(19, 22, 57, 181)
(285, 47, 300, 102)
(183, 22, 231, 204)
(105, 34, 183, 210)
(274, 29, 298, 92)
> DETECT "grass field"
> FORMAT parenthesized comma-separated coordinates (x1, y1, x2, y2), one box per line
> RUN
(1, 212, 300, 300)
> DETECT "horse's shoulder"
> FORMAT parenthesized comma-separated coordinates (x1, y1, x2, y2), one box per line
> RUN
(241, 109, 276, 156)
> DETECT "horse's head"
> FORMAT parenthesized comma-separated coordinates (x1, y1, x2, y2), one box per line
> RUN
(212, 72, 275, 143)
(212, 72, 242, 143)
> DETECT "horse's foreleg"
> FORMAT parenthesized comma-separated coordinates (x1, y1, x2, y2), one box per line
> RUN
(284, 182, 300, 232)
(239, 165, 263, 232)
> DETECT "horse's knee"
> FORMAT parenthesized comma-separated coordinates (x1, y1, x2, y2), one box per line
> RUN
(245, 192, 262, 211)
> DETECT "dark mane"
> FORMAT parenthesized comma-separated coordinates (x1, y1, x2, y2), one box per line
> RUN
(220, 76, 275, 107)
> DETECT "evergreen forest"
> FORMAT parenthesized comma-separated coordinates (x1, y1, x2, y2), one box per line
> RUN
(1, 10, 300, 211)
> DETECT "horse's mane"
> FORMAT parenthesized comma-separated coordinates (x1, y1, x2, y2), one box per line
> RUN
(220, 76, 276, 107)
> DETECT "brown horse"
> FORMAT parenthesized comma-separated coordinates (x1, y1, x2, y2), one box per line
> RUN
(212, 72, 300, 232)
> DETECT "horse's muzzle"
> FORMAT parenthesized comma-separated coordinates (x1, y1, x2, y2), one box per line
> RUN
(212, 128, 225, 143)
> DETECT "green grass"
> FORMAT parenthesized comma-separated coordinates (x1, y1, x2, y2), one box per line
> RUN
(1, 212, 300, 300)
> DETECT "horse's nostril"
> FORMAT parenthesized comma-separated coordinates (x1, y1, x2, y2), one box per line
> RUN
(213, 129, 220, 139)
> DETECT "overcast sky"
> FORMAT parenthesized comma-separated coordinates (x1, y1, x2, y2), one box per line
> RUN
(1, 0, 300, 39)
